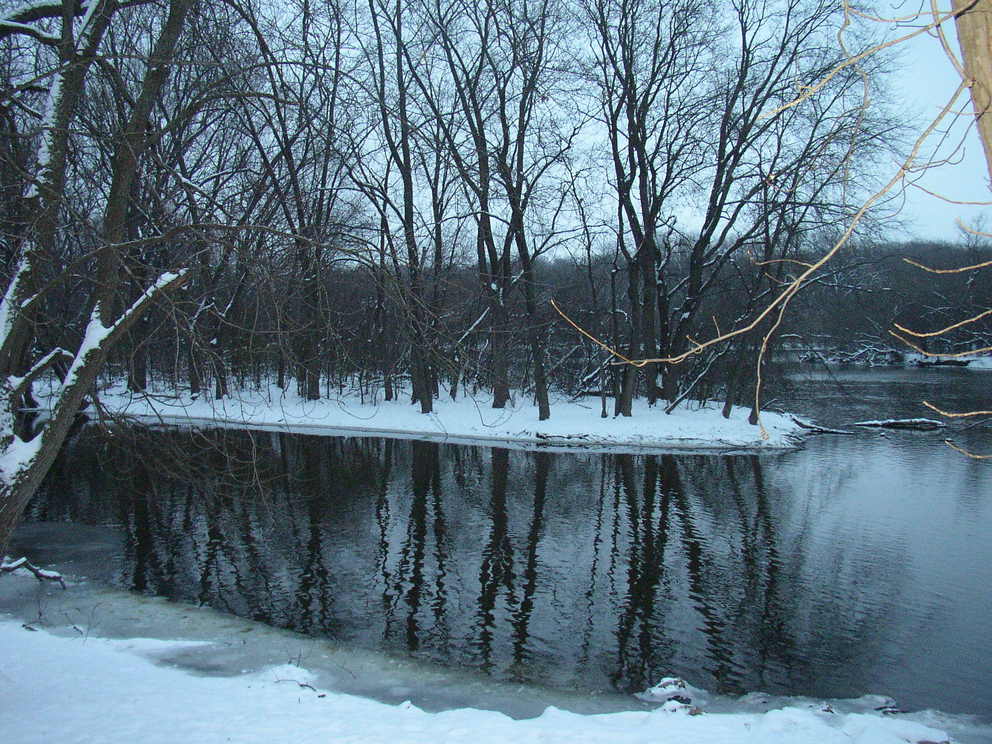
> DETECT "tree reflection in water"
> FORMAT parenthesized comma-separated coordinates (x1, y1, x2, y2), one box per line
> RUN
(32, 427, 903, 700)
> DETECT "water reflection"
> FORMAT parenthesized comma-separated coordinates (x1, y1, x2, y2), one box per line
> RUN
(30, 423, 992, 716)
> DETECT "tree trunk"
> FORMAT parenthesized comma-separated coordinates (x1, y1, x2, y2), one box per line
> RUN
(661, 362, 680, 405)
(617, 366, 635, 417)
(213, 355, 229, 400)
(617, 258, 642, 417)
(638, 240, 658, 405)
(128, 335, 148, 392)
(721, 343, 749, 418)
(491, 314, 511, 409)
(487, 311, 510, 412)
(517, 248, 550, 420)
(529, 329, 551, 421)
(296, 333, 320, 401)
(0, 0, 194, 556)
(954, 0, 992, 184)
(0, 272, 188, 557)
(187, 343, 201, 397)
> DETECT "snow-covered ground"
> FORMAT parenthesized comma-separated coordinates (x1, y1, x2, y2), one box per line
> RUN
(35, 380, 804, 452)
(2, 569, 984, 744)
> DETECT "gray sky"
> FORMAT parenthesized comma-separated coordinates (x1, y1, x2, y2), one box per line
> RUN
(885, 11, 990, 242)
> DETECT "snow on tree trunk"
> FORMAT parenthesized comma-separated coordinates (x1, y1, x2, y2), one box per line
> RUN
(0, 0, 194, 557)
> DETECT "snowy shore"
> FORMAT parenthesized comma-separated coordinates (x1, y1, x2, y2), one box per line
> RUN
(2, 565, 983, 744)
(49, 381, 806, 452)
(0, 620, 956, 744)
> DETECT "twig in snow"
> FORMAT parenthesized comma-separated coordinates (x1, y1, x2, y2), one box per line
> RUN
(275, 678, 318, 692)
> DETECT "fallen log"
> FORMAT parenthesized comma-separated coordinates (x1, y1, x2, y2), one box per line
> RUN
(851, 418, 945, 431)
(915, 359, 970, 367)
(535, 432, 591, 442)
(791, 417, 854, 435)
(1, 556, 66, 589)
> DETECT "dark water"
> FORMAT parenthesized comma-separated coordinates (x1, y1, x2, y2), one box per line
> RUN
(24, 367, 992, 717)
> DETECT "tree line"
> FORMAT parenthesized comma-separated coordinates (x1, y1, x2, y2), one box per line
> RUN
(0, 0, 896, 413)
(0, 0, 918, 553)
(791, 236, 992, 362)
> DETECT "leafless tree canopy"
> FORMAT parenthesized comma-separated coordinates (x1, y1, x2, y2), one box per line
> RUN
(0, 0, 987, 551)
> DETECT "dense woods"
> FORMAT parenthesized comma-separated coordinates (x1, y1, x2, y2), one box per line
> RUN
(0, 0, 892, 408)
(1, 0, 989, 553)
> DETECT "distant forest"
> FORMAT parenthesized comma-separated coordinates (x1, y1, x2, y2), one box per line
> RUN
(2, 0, 985, 427)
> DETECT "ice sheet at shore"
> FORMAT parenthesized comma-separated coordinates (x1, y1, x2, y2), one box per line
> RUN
(42, 381, 805, 452)
(0, 611, 978, 744)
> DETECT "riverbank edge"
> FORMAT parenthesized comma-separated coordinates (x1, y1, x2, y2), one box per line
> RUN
(2, 566, 980, 744)
(43, 381, 809, 453)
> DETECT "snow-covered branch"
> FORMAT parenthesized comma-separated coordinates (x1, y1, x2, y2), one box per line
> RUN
(0, 19, 59, 43)
(0, 555, 65, 588)
(8, 347, 72, 399)
(61, 270, 189, 391)
(455, 308, 490, 347)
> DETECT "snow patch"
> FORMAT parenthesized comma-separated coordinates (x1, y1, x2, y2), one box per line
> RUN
(0, 433, 42, 485)
(34, 380, 806, 453)
(0, 619, 966, 744)
(635, 676, 710, 708)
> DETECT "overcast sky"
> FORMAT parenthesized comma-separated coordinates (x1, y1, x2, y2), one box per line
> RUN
(883, 10, 990, 242)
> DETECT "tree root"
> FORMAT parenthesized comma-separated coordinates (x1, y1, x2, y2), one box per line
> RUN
(1, 556, 66, 589)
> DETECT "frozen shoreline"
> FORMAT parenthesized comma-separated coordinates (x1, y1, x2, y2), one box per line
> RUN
(43, 381, 807, 452)
(2, 566, 988, 744)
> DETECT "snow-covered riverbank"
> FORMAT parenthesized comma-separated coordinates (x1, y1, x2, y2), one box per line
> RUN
(45, 381, 805, 452)
(3, 565, 985, 744)
(0, 623, 954, 744)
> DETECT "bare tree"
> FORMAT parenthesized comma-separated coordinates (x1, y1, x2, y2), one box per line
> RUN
(575, 0, 881, 416)
(0, 0, 194, 556)
(404, 0, 579, 419)
(349, 0, 439, 413)
(837, 1, 992, 455)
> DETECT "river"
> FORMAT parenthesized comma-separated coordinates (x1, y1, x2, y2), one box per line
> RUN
(17, 366, 992, 719)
